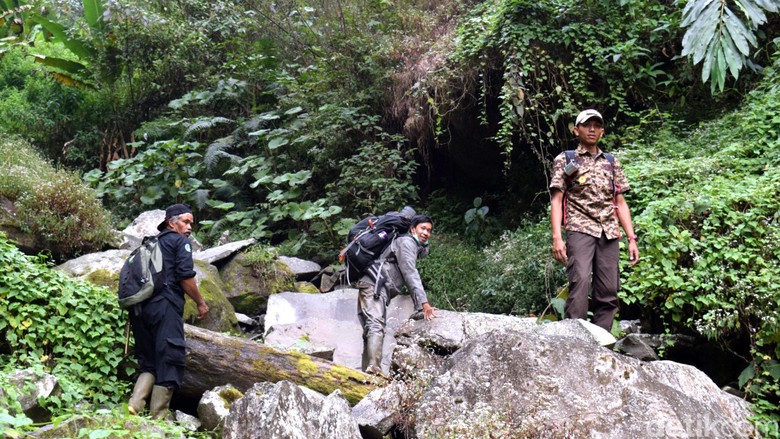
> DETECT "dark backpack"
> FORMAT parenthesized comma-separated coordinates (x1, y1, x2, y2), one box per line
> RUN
(117, 233, 167, 309)
(339, 213, 411, 281)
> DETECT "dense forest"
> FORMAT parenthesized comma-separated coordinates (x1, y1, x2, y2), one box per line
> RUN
(2, 0, 780, 436)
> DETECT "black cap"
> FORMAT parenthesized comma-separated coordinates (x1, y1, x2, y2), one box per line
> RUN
(157, 203, 192, 231)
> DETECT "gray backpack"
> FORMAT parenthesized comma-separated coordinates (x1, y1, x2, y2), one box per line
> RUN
(117, 233, 167, 309)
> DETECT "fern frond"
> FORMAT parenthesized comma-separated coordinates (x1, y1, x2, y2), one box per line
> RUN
(194, 189, 210, 209)
(182, 116, 234, 139)
(204, 136, 242, 171)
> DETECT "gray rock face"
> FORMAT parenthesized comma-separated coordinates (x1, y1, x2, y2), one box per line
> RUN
(54, 249, 130, 287)
(535, 318, 617, 346)
(412, 328, 753, 439)
(264, 289, 415, 372)
(222, 381, 361, 439)
(194, 239, 256, 265)
(197, 384, 241, 431)
(352, 381, 408, 439)
(219, 253, 294, 315)
(615, 333, 660, 361)
(395, 310, 539, 353)
(0, 369, 60, 423)
(188, 261, 239, 333)
(119, 209, 202, 251)
(278, 256, 322, 281)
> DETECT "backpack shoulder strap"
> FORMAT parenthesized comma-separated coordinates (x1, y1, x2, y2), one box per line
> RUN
(603, 152, 616, 195)
(565, 150, 577, 165)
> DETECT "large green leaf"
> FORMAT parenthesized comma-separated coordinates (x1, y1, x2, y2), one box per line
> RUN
(734, 0, 768, 25)
(680, 0, 776, 92)
(723, 9, 754, 55)
(82, 0, 105, 30)
(681, 0, 716, 26)
(30, 15, 94, 60)
(688, 2, 721, 64)
(31, 54, 87, 75)
(721, 24, 743, 79)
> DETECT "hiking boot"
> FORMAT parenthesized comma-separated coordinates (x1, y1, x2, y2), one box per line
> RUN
(128, 372, 155, 415)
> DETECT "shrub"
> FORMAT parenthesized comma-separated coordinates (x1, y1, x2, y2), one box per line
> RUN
(472, 220, 566, 315)
(619, 62, 780, 423)
(0, 137, 54, 201)
(0, 232, 128, 412)
(16, 170, 116, 260)
(417, 234, 483, 312)
(0, 137, 115, 260)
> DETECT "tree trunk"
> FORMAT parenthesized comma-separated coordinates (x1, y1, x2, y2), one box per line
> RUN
(180, 324, 377, 405)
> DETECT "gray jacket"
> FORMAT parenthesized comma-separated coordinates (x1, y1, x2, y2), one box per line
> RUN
(360, 234, 429, 310)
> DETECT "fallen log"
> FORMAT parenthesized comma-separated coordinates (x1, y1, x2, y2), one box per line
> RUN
(180, 324, 377, 405)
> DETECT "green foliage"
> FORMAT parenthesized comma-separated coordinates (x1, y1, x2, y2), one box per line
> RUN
(86, 138, 206, 211)
(0, 136, 54, 201)
(619, 61, 780, 420)
(472, 219, 566, 315)
(427, 0, 688, 166)
(16, 170, 116, 259)
(416, 234, 483, 312)
(326, 134, 419, 219)
(0, 47, 105, 159)
(680, 0, 779, 92)
(0, 138, 115, 260)
(0, 232, 129, 414)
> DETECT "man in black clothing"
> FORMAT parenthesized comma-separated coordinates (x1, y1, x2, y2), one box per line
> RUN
(127, 203, 209, 419)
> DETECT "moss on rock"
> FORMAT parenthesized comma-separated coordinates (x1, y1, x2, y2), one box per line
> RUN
(294, 281, 320, 294)
(219, 252, 295, 315)
(184, 260, 239, 334)
(84, 268, 119, 290)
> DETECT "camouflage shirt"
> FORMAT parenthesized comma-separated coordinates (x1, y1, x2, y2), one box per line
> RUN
(550, 145, 630, 240)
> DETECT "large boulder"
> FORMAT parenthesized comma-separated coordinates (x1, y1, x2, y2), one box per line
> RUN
(222, 380, 361, 439)
(54, 249, 130, 290)
(119, 209, 202, 251)
(197, 384, 244, 431)
(394, 310, 539, 353)
(0, 196, 42, 254)
(278, 256, 321, 281)
(411, 327, 753, 438)
(0, 369, 60, 423)
(264, 289, 415, 373)
(184, 260, 239, 333)
(194, 239, 256, 265)
(219, 252, 295, 315)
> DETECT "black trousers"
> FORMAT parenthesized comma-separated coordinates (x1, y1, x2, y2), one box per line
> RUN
(130, 295, 186, 391)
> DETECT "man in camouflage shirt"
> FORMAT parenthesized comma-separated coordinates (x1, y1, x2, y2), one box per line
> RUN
(550, 109, 640, 331)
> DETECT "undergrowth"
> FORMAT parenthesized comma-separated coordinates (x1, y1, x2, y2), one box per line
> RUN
(619, 58, 780, 428)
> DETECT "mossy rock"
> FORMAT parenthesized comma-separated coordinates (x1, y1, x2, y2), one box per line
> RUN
(54, 249, 130, 290)
(84, 268, 120, 290)
(219, 253, 295, 315)
(184, 260, 239, 334)
(294, 281, 320, 294)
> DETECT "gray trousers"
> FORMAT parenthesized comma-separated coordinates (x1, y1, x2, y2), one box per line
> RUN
(565, 231, 620, 331)
(356, 280, 387, 338)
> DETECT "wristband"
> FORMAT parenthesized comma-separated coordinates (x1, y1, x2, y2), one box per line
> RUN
(628, 235, 638, 242)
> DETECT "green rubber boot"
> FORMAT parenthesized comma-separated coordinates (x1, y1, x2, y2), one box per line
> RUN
(149, 385, 174, 420)
(128, 372, 155, 415)
(363, 334, 387, 379)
